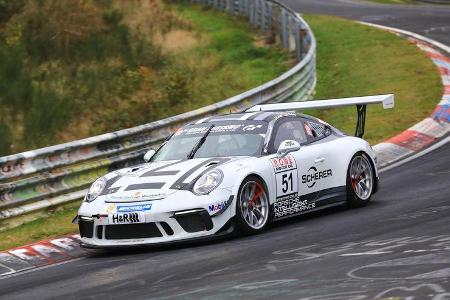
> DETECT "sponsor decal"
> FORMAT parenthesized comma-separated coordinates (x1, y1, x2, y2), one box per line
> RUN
(174, 127, 208, 136)
(174, 122, 266, 138)
(108, 192, 166, 200)
(212, 124, 242, 132)
(301, 166, 332, 188)
(271, 155, 296, 173)
(110, 212, 141, 224)
(272, 155, 299, 198)
(274, 193, 316, 218)
(242, 124, 263, 131)
(117, 204, 152, 213)
(284, 140, 295, 147)
(208, 201, 227, 213)
(104, 204, 116, 214)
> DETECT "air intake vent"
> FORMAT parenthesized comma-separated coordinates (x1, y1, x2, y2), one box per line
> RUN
(79, 220, 94, 238)
(174, 209, 213, 233)
(105, 223, 162, 240)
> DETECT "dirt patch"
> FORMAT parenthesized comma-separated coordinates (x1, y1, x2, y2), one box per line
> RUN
(253, 34, 270, 48)
(155, 30, 201, 52)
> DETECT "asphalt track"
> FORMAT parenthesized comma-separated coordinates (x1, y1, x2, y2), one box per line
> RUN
(283, 0, 450, 45)
(0, 1, 449, 299)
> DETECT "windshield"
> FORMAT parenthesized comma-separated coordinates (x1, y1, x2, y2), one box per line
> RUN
(151, 121, 267, 161)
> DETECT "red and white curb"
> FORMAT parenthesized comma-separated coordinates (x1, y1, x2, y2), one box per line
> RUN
(360, 22, 450, 167)
(1, 23, 449, 279)
(0, 235, 88, 277)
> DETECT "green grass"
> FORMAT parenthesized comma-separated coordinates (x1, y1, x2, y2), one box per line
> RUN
(0, 203, 78, 251)
(303, 15, 442, 144)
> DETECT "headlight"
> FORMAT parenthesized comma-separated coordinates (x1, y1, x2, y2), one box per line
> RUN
(85, 177, 107, 202)
(192, 169, 223, 195)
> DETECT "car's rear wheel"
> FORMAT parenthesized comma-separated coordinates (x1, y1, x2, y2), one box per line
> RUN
(346, 153, 375, 208)
(236, 176, 270, 235)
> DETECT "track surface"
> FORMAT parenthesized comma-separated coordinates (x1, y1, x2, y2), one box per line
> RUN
(283, 0, 450, 45)
(1, 1, 449, 299)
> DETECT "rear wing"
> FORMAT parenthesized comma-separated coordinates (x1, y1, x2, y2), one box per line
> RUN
(246, 94, 394, 138)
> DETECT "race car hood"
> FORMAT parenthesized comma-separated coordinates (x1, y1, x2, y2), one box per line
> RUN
(103, 157, 241, 203)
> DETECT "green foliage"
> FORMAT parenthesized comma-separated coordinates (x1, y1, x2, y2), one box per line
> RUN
(0, 121, 12, 155)
(23, 86, 72, 148)
(0, 45, 32, 114)
(304, 15, 442, 144)
(0, 1, 292, 156)
(0, 0, 25, 23)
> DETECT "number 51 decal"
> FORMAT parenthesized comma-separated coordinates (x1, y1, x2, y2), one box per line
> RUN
(271, 155, 299, 198)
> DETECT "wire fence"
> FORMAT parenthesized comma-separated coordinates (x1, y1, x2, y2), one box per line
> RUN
(0, 0, 316, 220)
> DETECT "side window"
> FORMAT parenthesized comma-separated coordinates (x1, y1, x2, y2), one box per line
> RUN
(303, 120, 330, 141)
(271, 119, 307, 152)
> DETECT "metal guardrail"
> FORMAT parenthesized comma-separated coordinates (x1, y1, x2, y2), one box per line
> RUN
(0, 0, 316, 220)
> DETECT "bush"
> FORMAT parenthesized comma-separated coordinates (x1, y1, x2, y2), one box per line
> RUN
(0, 45, 32, 115)
(23, 86, 72, 148)
(0, 121, 12, 156)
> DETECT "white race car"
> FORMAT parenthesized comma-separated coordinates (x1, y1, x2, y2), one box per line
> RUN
(76, 94, 394, 248)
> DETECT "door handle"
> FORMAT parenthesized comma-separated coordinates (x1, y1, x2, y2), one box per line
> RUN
(314, 157, 325, 164)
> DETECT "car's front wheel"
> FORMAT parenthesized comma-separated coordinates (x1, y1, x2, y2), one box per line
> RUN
(346, 153, 375, 208)
(236, 176, 270, 235)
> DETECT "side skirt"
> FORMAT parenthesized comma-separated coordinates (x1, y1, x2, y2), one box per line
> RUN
(272, 186, 347, 221)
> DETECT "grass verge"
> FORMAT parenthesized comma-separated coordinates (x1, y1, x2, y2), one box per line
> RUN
(0, 14, 443, 250)
(0, 202, 78, 251)
(303, 15, 442, 144)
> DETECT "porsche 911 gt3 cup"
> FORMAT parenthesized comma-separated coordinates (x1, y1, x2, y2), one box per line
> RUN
(75, 94, 394, 248)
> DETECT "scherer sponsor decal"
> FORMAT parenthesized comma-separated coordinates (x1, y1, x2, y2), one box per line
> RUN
(302, 166, 332, 188)
(117, 204, 152, 213)
(271, 155, 296, 173)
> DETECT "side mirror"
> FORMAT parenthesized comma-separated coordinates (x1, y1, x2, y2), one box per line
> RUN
(143, 149, 156, 162)
(277, 140, 301, 157)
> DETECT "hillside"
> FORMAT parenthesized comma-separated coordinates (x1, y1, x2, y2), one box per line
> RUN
(0, 0, 293, 156)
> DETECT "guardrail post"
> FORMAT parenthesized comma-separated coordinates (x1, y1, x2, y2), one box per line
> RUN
(280, 9, 289, 49)
(249, 0, 255, 26)
(261, 0, 267, 31)
(295, 21, 302, 60)
(255, 0, 261, 28)
(238, 0, 245, 15)
(300, 27, 309, 57)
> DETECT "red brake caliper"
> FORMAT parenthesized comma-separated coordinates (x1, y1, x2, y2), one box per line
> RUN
(248, 183, 263, 209)
(351, 176, 358, 190)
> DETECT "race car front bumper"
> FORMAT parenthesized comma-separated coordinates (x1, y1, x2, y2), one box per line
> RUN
(76, 189, 236, 248)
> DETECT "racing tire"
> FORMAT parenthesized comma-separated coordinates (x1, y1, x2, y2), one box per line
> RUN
(346, 152, 375, 208)
(235, 176, 270, 235)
